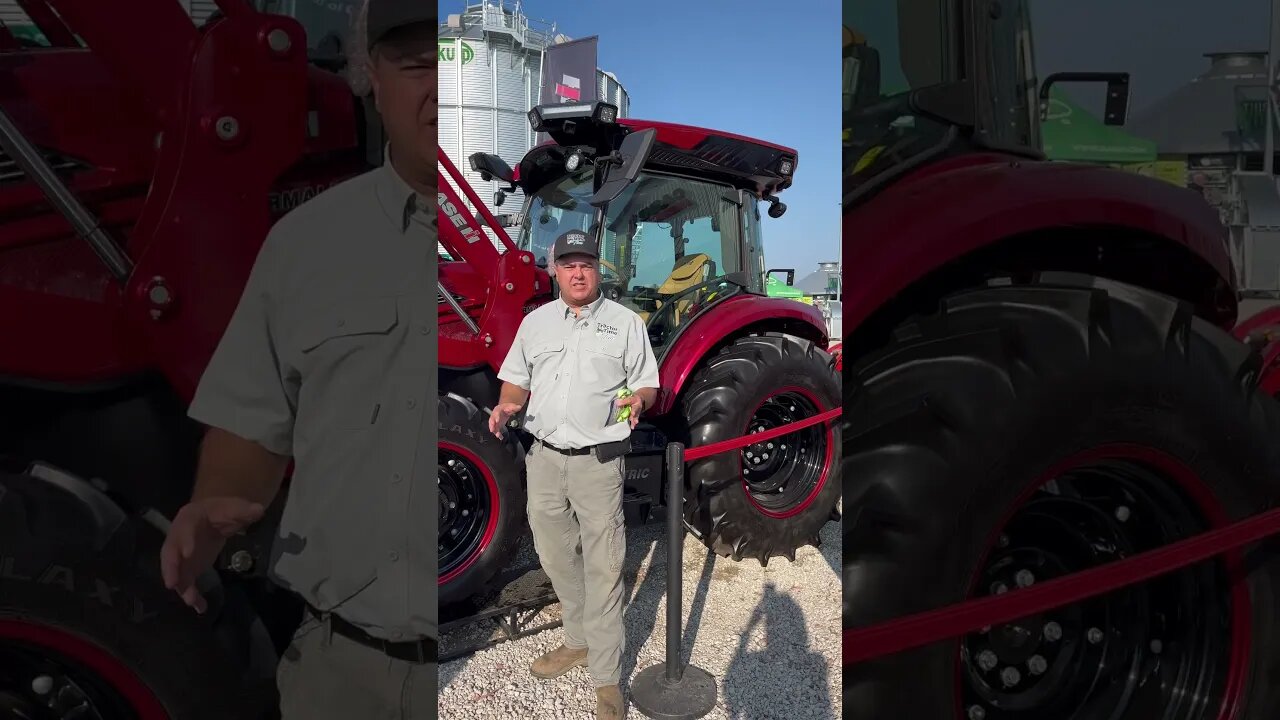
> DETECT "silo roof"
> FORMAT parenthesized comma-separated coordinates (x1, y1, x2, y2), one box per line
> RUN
(1129, 52, 1271, 155)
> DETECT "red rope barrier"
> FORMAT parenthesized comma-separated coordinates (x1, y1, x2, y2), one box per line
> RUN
(844, 505, 1280, 665)
(683, 407, 843, 461)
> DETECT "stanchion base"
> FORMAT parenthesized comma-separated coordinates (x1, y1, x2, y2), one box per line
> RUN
(631, 663, 717, 719)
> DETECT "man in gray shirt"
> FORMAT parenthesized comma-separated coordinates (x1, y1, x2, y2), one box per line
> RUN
(158, 2, 437, 718)
(490, 229, 660, 720)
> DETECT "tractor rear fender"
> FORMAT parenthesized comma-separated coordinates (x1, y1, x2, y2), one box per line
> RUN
(844, 154, 1236, 353)
(655, 295, 829, 416)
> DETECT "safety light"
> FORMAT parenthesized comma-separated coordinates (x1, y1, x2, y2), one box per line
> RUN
(565, 151, 584, 172)
(527, 102, 621, 132)
(779, 158, 795, 176)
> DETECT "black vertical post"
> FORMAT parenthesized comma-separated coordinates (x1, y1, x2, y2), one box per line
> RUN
(631, 442, 718, 719)
(665, 441, 685, 682)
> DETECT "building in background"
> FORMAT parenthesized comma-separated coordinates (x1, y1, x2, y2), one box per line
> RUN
(1129, 51, 1280, 297)
(439, 0, 630, 249)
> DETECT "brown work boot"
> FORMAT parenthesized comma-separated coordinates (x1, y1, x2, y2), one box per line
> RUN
(596, 685, 624, 720)
(530, 644, 588, 679)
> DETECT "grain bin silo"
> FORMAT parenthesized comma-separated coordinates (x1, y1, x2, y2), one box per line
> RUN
(439, 0, 630, 250)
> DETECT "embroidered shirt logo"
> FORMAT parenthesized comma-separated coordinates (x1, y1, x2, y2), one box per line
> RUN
(595, 322, 619, 339)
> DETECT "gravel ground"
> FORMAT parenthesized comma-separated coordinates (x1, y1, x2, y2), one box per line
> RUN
(439, 510, 841, 719)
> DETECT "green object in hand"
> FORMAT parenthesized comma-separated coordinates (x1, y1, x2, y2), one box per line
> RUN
(615, 388, 634, 423)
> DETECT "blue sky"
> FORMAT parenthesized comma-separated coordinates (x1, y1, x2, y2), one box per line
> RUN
(443, 0, 842, 275)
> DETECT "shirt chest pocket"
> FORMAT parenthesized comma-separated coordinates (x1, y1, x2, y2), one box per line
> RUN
(528, 341, 564, 393)
(581, 339, 624, 388)
(292, 297, 400, 432)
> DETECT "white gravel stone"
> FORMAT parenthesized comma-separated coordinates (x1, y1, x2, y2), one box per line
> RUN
(440, 511, 842, 719)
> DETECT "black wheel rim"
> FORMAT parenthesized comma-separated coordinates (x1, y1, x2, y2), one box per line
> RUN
(741, 389, 827, 516)
(958, 455, 1239, 720)
(0, 641, 141, 720)
(438, 446, 494, 583)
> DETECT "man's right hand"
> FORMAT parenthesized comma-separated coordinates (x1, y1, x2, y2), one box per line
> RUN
(160, 497, 265, 614)
(489, 402, 523, 438)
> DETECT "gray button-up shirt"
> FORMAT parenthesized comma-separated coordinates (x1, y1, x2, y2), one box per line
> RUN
(188, 152, 438, 642)
(498, 292, 660, 448)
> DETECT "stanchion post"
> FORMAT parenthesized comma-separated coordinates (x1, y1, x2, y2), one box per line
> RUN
(665, 441, 684, 683)
(631, 442, 718, 720)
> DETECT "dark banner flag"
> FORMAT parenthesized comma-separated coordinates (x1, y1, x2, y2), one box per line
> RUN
(537, 36, 600, 142)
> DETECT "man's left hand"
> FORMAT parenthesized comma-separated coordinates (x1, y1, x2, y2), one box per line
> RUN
(615, 394, 644, 428)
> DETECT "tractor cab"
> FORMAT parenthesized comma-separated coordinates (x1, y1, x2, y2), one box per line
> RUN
(470, 102, 798, 357)
(845, 0, 1131, 204)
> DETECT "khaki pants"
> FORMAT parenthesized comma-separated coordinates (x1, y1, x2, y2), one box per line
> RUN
(526, 441, 627, 686)
(277, 615, 438, 720)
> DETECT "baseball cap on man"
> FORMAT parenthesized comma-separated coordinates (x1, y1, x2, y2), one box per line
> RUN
(367, 0, 435, 51)
(552, 229, 599, 261)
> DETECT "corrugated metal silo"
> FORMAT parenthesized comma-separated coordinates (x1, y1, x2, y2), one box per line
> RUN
(439, 1, 630, 251)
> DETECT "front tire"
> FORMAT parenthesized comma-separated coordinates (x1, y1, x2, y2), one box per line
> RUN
(438, 394, 525, 607)
(844, 273, 1280, 719)
(0, 472, 274, 720)
(683, 333, 842, 564)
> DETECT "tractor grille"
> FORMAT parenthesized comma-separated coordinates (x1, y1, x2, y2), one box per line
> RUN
(0, 148, 86, 185)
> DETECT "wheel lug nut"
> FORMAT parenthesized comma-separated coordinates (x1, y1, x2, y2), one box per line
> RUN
(977, 650, 998, 671)
(968, 706, 987, 720)
(31, 675, 53, 695)
(1150, 639, 1163, 654)
(1115, 505, 1131, 522)
(998, 534, 1010, 548)
(449, 502, 457, 509)
(1028, 655, 1047, 675)
(1044, 622, 1062, 641)
(1015, 570, 1035, 588)
(1088, 627, 1104, 644)
(991, 582, 1008, 595)
(1001, 667, 1021, 687)
(447, 459, 456, 467)
(461, 509, 469, 516)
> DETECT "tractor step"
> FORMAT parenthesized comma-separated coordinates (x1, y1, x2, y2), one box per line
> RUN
(623, 491, 654, 526)
(439, 565, 562, 663)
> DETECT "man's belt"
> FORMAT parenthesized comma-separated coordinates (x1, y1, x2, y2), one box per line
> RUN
(540, 437, 631, 462)
(306, 605, 436, 664)
(540, 440, 594, 456)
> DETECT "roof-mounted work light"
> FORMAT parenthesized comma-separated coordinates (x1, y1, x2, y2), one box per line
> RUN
(527, 101, 620, 133)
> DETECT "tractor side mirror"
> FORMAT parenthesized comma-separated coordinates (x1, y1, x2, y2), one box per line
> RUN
(1039, 72, 1131, 126)
(767, 268, 796, 286)
(469, 152, 517, 185)
(591, 128, 657, 207)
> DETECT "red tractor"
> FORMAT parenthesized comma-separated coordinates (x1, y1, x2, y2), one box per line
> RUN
(0, 1, 391, 717)
(437, 103, 842, 605)
(845, 2, 1280, 719)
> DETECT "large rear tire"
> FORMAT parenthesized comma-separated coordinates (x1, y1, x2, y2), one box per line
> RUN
(683, 333, 841, 563)
(438, 394, 525, 607)
(844, 273, 1280, 719)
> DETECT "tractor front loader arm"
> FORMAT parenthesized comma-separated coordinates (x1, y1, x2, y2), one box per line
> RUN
(438, 148, 537, 372)
(13, 0, 316, 399)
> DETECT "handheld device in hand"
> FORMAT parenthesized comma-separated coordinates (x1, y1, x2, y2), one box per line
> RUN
(615, 388, 634, 423)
